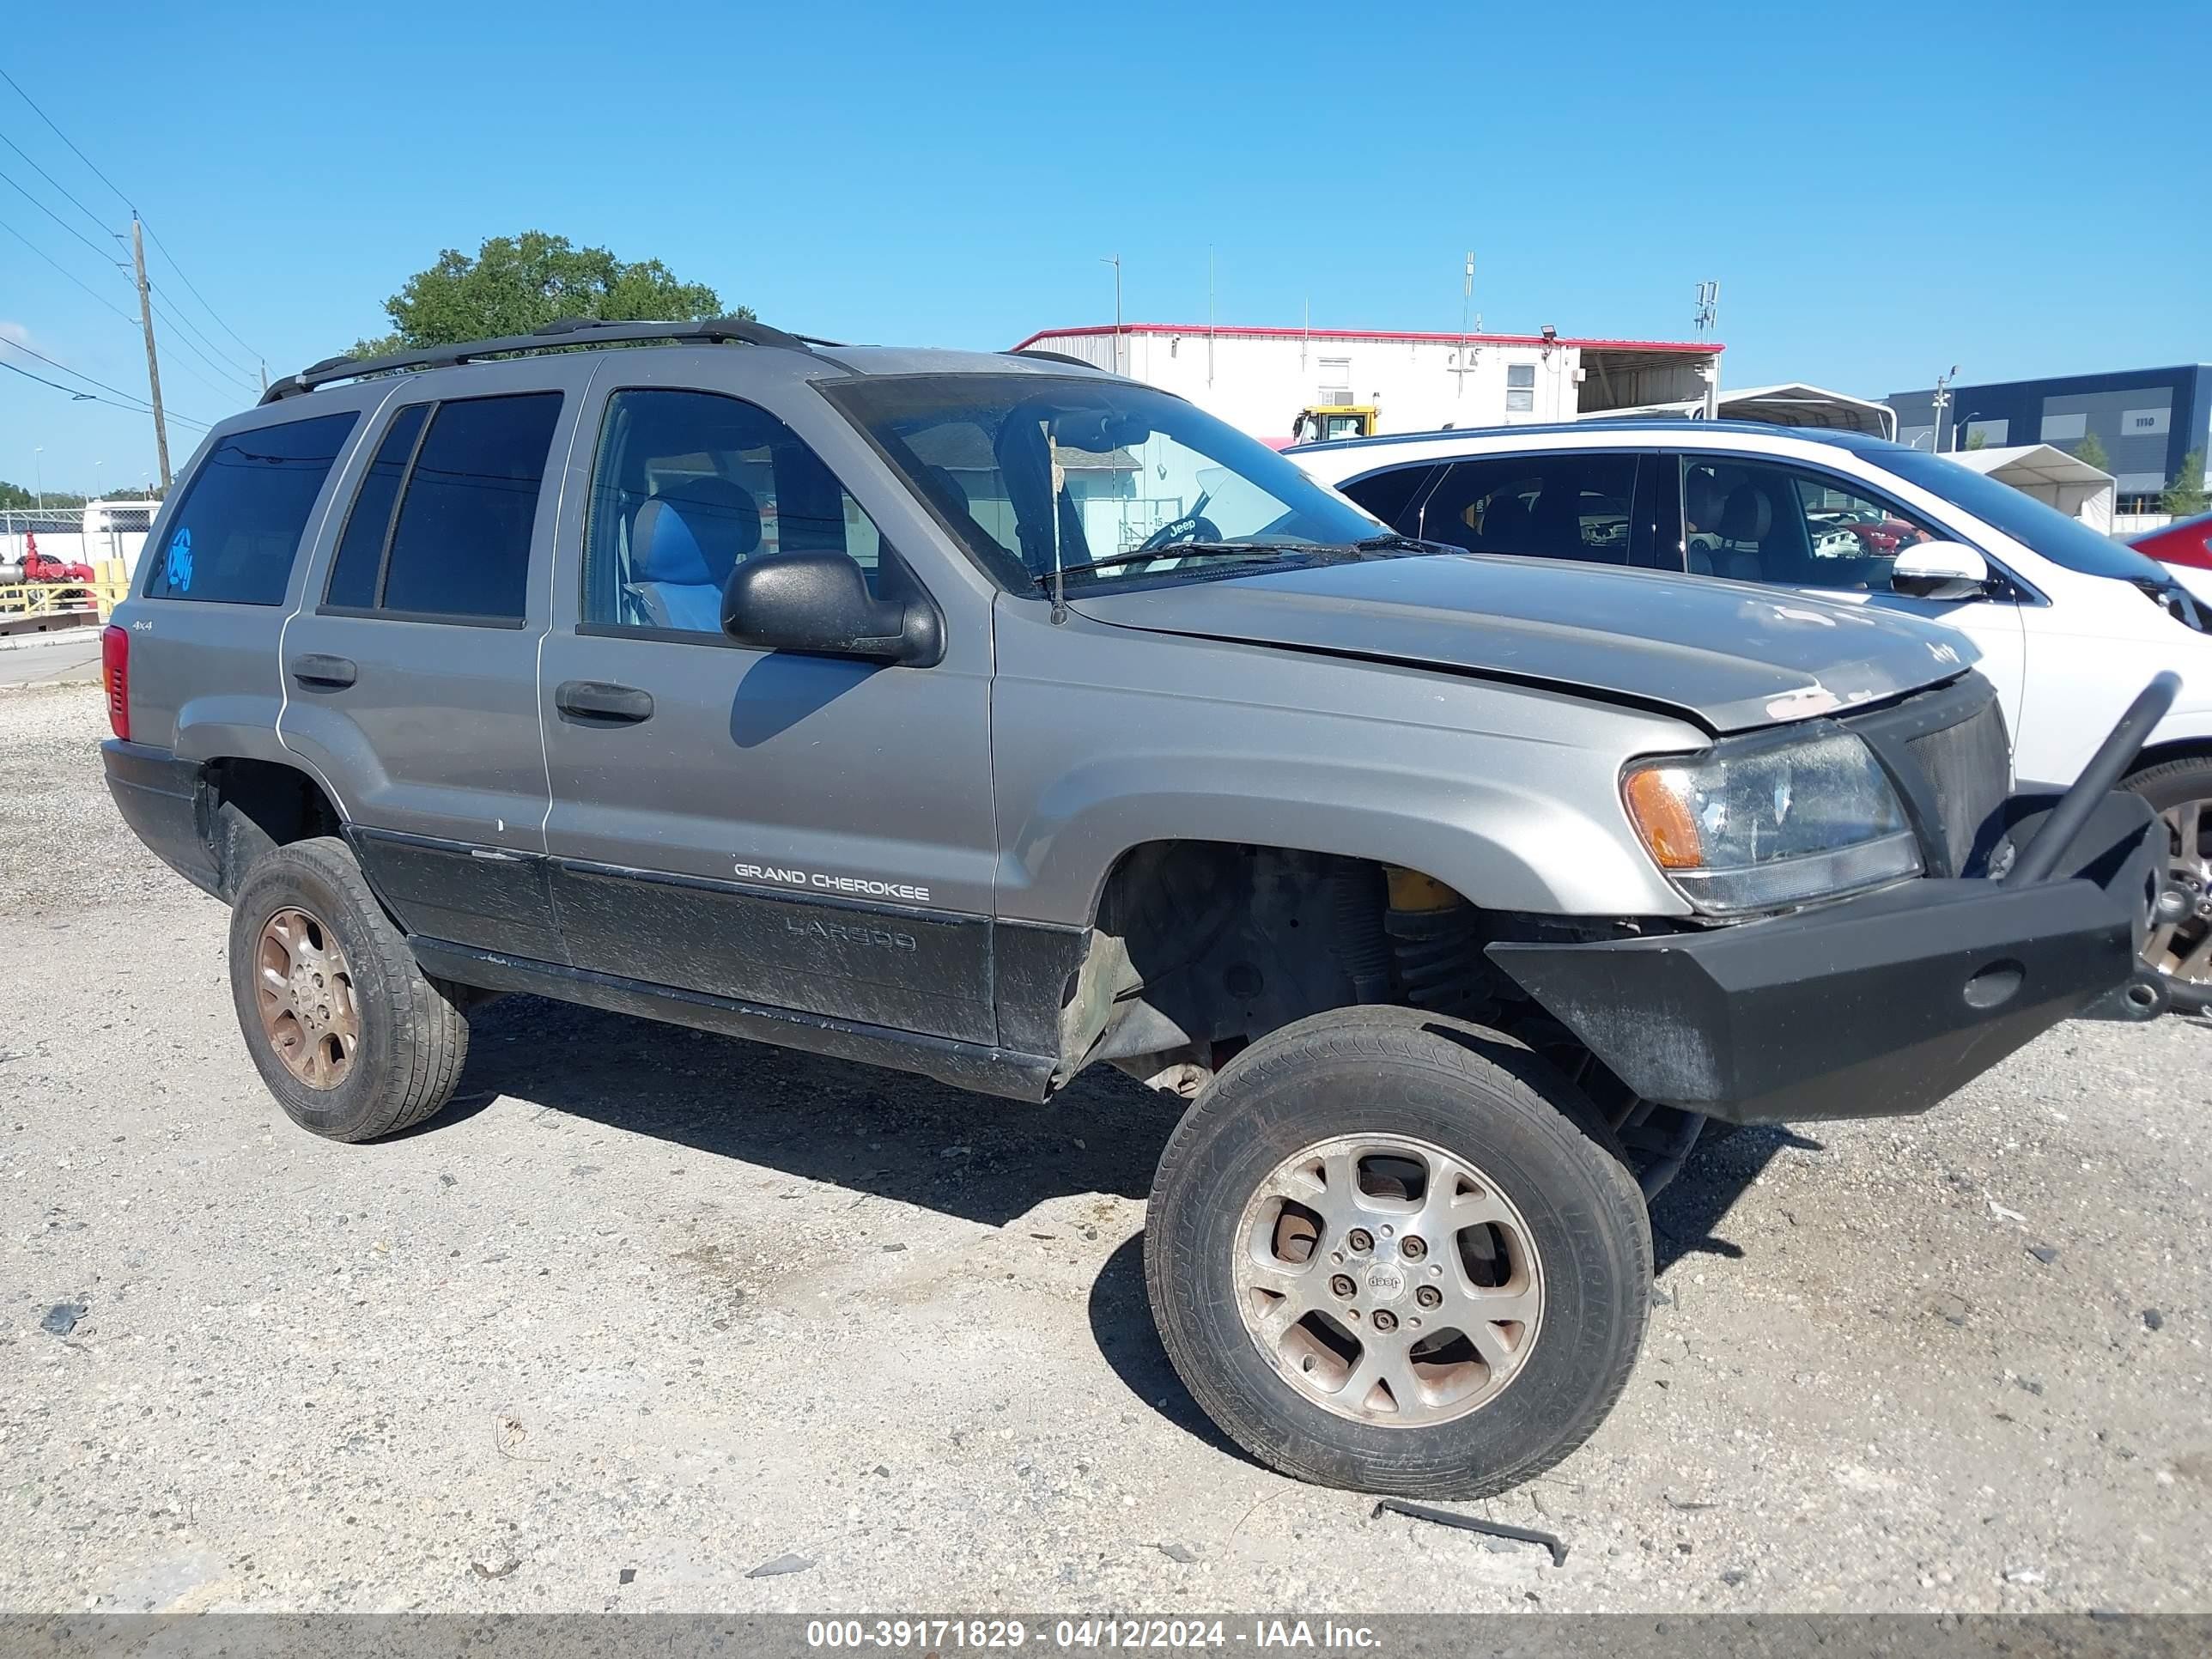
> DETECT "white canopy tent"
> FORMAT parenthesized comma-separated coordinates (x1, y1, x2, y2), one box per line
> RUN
(1945, 443, 2115, 533)
(1582, 382, 1898, 438)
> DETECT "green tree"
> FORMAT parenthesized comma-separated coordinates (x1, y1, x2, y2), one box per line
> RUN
(1964, 428, 1989, 450)
(2072, 430, 2111, 471)
(353, 230, 740, 357)
(2162, 449, 2209, 518)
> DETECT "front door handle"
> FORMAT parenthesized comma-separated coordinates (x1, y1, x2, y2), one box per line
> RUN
(290, 653, 357, 690)
(556, 679, 654, 724)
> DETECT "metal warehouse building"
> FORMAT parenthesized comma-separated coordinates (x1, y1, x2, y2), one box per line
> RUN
(1888, 365, 2212, 513)
(1011, 323, 1721, 447)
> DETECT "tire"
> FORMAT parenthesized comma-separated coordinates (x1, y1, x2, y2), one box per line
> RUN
(1144, 1005, 1651, 1498)
(2124, 757, 2212, 1014)
(227, 836, 471, 1142)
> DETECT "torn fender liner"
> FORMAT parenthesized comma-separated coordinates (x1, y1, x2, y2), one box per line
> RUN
(1487, 792, 2156, 1126)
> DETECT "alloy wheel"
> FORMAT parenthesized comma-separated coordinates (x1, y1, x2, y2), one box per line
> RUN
(1232, 1132, 1545, 1426)
(253, 907, 360, 1089)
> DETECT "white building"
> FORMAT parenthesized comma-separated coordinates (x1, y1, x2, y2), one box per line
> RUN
(1010, 322, 1722, 446)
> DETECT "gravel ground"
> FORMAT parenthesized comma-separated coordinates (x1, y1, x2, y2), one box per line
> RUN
(3, 681, 2208, 1615)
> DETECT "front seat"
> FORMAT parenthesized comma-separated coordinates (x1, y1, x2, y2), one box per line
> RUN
(1710, 484, 1771, 582)
(627, 478, 763, 632)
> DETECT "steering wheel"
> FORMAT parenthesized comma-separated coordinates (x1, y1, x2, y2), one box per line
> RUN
(1136, 513, 1222, 554)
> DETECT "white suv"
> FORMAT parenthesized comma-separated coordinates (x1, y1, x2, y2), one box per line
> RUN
(1291, 420, 2212, 1007)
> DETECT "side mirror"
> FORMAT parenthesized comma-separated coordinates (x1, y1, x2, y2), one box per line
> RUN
(1891, 540, 1990, 602)
(721, 550, 943, 667)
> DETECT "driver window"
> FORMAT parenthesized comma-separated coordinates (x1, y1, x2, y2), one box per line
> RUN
(1679, 456, 1938, 592)
(582, 389, 884, 635)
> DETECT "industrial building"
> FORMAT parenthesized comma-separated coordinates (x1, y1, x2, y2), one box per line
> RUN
(1010, 322, 1722, 447)
(1888, 365, 2212, 514)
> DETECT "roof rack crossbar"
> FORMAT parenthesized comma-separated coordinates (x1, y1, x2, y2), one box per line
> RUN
(262, 315, 834, 402)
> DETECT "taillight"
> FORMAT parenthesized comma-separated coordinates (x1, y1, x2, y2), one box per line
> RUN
(100, 623, 129, 741)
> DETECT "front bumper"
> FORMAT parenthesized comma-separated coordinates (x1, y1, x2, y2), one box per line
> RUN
(1487, 789, 2160, 1125)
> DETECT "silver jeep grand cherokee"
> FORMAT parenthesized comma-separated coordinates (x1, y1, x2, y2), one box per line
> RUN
(100, 318, 2168, 1498)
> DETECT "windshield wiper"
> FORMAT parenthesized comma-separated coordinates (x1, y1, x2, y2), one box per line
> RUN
(1031, 543, 1314, 586)
(1354, 532, 1459, 556)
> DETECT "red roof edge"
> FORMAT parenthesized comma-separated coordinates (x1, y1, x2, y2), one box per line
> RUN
(1008, 323, 1723, 355)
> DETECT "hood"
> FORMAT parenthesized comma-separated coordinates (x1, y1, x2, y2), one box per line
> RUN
(1066, 554, 1978, 732)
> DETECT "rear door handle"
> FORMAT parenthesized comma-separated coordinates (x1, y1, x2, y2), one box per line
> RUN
(555, 679, 654, 724)
(290, 653, 357, 690)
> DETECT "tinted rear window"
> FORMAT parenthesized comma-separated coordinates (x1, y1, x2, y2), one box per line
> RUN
(143, 413, 359, 604)
(379, 393, 562, 621)
(325, 402, 429, 610)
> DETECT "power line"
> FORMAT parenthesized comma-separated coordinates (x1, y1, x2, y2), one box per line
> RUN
(139, 217, 264, 362)
(0, 336, 205, 425)
(0, 354, 208, 429)
(148, 278, 259, 378)
(0, 213, 139, 325)
(0, 63, 265, 365)
(0, 63, 134, 212)
(0, 127, 113, 241)
(146, 290, 259, 398)
(0, 160, 130, 272)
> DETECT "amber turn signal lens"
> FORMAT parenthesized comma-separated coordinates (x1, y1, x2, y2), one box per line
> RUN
(1622, 768, 1704, 870)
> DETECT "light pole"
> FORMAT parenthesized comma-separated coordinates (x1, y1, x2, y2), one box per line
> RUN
(1100, 254, 1122, 375)
(1930, 365, 1959, 454)
(33, 446, 44, 512)
(1952, 411, 1984, 453)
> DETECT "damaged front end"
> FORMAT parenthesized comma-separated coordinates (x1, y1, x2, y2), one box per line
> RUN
(1489, 677, 2175, 1127)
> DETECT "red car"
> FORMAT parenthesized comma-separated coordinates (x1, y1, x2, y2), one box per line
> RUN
(2133, 510, 2212, 570)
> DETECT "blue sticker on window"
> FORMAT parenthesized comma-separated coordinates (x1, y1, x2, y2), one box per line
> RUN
(164, 526, 193, 592)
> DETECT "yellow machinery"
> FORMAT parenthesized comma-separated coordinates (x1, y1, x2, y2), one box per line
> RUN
(1289, 404, 1378, 445)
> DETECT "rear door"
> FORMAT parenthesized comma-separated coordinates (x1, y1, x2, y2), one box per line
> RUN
(279, 358, 591, 960)
(535, 366, 1000, 1042)
(126, 407, 365, 761)
(1408, 450, 1654, 567)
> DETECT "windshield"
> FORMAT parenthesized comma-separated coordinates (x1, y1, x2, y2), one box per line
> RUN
(820, 374, 1385, 590)
(1864, 446, 2172, 586)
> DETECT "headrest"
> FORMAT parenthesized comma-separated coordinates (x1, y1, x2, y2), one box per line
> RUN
(1719, 483, 1771, 543)
(633, 478, 762, 586)
(1684, 468, 1729, 528)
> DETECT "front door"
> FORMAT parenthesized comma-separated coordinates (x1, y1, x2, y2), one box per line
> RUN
(280, 361, 591, 960)
(537, 374, 999, 1042)
(1663, 452, 2029, 736)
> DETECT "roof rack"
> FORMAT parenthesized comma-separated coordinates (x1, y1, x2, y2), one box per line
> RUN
(262, 315, 836, 403)
(1004, 347, 1108, 372)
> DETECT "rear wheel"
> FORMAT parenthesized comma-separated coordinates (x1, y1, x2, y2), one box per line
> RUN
(2124, 757, 2212, 1013)
(1145, 1006, 1651, 1498)
(227, 836, 471, 1141)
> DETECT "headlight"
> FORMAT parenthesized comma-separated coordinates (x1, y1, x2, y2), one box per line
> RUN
(1621, 722, 1921, 915)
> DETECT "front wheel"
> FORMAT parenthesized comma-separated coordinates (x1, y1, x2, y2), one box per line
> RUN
(1144, 1006, 1651, 1498)
(2125, 757, 2212, 1013)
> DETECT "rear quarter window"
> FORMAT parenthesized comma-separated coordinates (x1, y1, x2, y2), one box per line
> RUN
(142, 412, 360, 604)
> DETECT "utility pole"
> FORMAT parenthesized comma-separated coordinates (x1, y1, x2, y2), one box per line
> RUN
(1930, 364, 1959, 454)
(131, 215, 172, 492)
(1694, 281, 1722, 418)
(1100, 254, 1122, 375)
(258, 358, 269, 396)
(1458, 252, 1475, 398)
(1206, 245, 1215, 388)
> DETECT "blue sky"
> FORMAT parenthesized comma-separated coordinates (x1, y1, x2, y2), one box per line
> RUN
(3, 0, 2205, 490)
